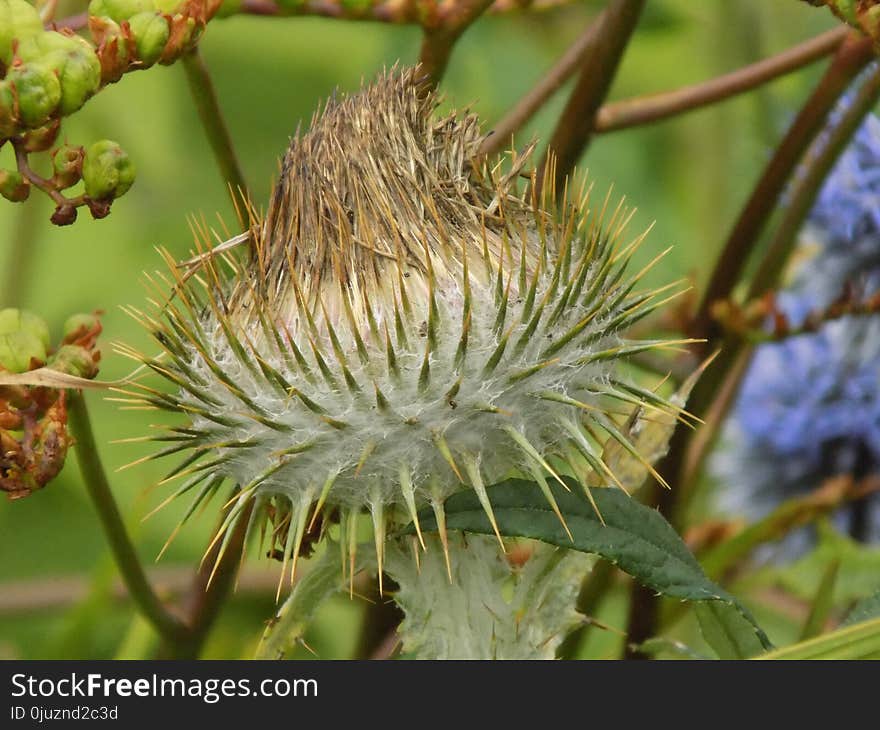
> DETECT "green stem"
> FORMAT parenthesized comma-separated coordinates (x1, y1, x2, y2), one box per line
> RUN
(181, 48, 249, 216)
(67, 391, 189, 644)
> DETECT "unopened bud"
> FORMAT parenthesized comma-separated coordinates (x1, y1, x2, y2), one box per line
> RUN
(0, 0, 43, 66)
(49, 344, 99, 379)
(128, 11, 170, 67)
(50, 204, 78, 225)
(0, 308, 49, 373)
(88, 0, 156, 22)
(21, 118, 61, 152)
(82, 139, 135, 200)
(0, 168, 29, 202)
(0, 80, 18, 138)
(7, 61, 63, 128)
(52, 144, 85, 189)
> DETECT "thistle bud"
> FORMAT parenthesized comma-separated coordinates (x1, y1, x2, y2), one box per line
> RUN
(52, 144, 85, 189)
(21, 118, 61, 152)
(0, 308, 49, 373)
(122, 69, 694, 593)
(128, 11, 170, 67)
(82, 139, 135, 200)
(0, 168, 29, 202)
(7, 61, 62, 128)
(0, 0, 43, 66)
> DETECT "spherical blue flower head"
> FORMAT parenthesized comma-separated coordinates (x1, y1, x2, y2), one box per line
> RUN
(714, 315, 880, 552)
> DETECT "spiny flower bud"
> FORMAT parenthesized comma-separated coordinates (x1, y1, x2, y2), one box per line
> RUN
(121, 69, 691, 587)
(82, 139, 135, 200)
(0, 0, 43, 66)
(52, 144, 85, 189)
(128, 11, 171, 67)
(0, 168, 29, 202)
(0, 308, 49, 374)
(7, 60, 62, 128)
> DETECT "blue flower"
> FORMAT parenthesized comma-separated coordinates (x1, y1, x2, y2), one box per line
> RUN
(714, 91, 880, 552)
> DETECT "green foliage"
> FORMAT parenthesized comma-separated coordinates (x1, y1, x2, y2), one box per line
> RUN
(407, 477, 772, 657)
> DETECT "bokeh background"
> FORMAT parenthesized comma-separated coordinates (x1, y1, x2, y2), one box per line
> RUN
(0, 0, 863, 659)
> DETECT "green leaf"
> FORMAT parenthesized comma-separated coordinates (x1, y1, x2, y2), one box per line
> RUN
(842, 589, 880, 628)
(408, 477, 772, 657)
(254, 547, 344, 659)
(694, 602, 767, 659)
(756, 616, 880, 660)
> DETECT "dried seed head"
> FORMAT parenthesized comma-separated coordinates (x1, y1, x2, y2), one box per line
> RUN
(122, 68, 692, 584)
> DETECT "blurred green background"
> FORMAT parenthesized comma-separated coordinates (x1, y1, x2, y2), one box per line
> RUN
(0, 0, 848, 659)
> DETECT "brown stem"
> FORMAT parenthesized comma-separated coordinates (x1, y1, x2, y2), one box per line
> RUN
(417, 0, 495, 89)
(538, 0, 645, 196)
(594, 26, 848, 133)
(689, 32, 874, 348)
(480, 9, 607, 156)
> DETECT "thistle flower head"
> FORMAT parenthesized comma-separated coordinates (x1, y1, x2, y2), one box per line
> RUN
(121, 68, 689, 585)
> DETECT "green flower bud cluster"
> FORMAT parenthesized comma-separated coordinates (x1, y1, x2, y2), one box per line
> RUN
(0, 309, 102, 500)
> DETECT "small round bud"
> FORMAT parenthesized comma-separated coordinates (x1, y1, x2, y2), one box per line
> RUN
(48, 344, 99, 379)
(88, 0, 155, 22)
(19, 32, 102, 116)
(0, 169, 30, 202)
(0, 0, 43, 66)
(7, 61, 63, 128)
(50, 204, 78, 225)
(21, 118, 61, 152)
(62, 313, 101, 342)
(0, 80, 18, 138)
(51, 144, 85, 189)
(82, 139, 135, 200)
(128, 12, 170, 67)
(0, 308, 50, 373)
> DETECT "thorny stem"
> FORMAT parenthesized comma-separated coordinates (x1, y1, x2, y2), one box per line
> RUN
(624, 32, 875, 659)
(538, 0, 645, 196)
(417, 0, 495, 89)
(67, 392, 189, 644)
(181, 48, 250, 215)
(480, 10, 607, 156)
(594, 27, 848, 133)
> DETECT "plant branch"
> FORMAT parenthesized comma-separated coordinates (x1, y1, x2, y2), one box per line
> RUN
(67, 391, 189, 644)
(181, 48, 250, 215)
(594, 26, 848, 133)
(538, 0, 645, 195)
(417, 0, 495, 89)
(689, 32, 874, 348)
(480, 9, 607, 156)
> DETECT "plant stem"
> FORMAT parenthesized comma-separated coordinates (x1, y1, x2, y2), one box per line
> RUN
(594, 26, 847, 133)
(181, 48, 249, 216)
(749, 62, 880, 298)
(623, 32, 874, 657)
(67, 391, 189, 644)
(689, 32, 874, 347)
(480, 9, 607, 156)
(538, 0, 645, 195)
(417, 0, 494, 89)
